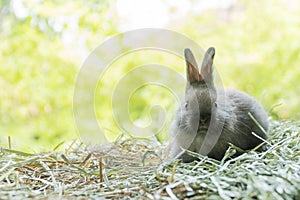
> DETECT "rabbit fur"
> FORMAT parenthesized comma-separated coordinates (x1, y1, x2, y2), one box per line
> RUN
(169, 47, 269, 162)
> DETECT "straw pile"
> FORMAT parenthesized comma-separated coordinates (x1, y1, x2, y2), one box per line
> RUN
(0, 120, 299, 199)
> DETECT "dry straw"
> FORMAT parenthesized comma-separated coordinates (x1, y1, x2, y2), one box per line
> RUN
(0, 120, 299, 199)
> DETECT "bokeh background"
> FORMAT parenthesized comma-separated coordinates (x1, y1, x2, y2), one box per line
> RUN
(0, 0, 299, 151)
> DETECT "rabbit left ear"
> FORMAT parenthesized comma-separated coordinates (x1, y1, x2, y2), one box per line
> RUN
(201, 47, 215, 79)
(185, 48, 203, 83)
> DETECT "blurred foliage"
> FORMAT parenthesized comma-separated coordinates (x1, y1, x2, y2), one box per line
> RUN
(0, 0, 118, 150)
(0, 0, 299, 150)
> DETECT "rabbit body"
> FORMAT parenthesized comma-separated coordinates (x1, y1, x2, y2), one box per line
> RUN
(169, 47, 269, 162)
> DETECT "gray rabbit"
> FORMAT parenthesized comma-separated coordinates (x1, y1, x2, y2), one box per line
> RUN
(169, 47, 269, 162)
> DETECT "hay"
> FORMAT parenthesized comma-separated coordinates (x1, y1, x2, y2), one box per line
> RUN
(0, 120, 299, 199)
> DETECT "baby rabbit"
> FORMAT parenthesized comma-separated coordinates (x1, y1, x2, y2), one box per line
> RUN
(169, 47, 269, 162)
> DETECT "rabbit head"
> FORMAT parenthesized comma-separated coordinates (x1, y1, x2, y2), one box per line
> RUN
(184, 47, 217, 131)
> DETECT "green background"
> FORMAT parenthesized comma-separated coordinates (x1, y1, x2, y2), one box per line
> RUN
(0, 0, 299, 151)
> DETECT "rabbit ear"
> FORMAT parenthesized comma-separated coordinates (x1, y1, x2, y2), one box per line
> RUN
(201, 47, 215, 79)
(184, 48, 203, 83)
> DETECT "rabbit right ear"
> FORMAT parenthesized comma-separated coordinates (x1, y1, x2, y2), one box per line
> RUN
(200, 47, 215, 79)
(184, 48, 203, 83)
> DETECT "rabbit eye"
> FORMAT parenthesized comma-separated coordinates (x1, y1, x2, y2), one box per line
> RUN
(214, 102, 218, 108)
(184, 102, 188, 109)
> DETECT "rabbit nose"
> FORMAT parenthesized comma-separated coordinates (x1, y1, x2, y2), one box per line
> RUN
(200, 118, 207, 124)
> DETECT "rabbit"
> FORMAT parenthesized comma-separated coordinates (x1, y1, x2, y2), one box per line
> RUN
(169, 47, 269, 162)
